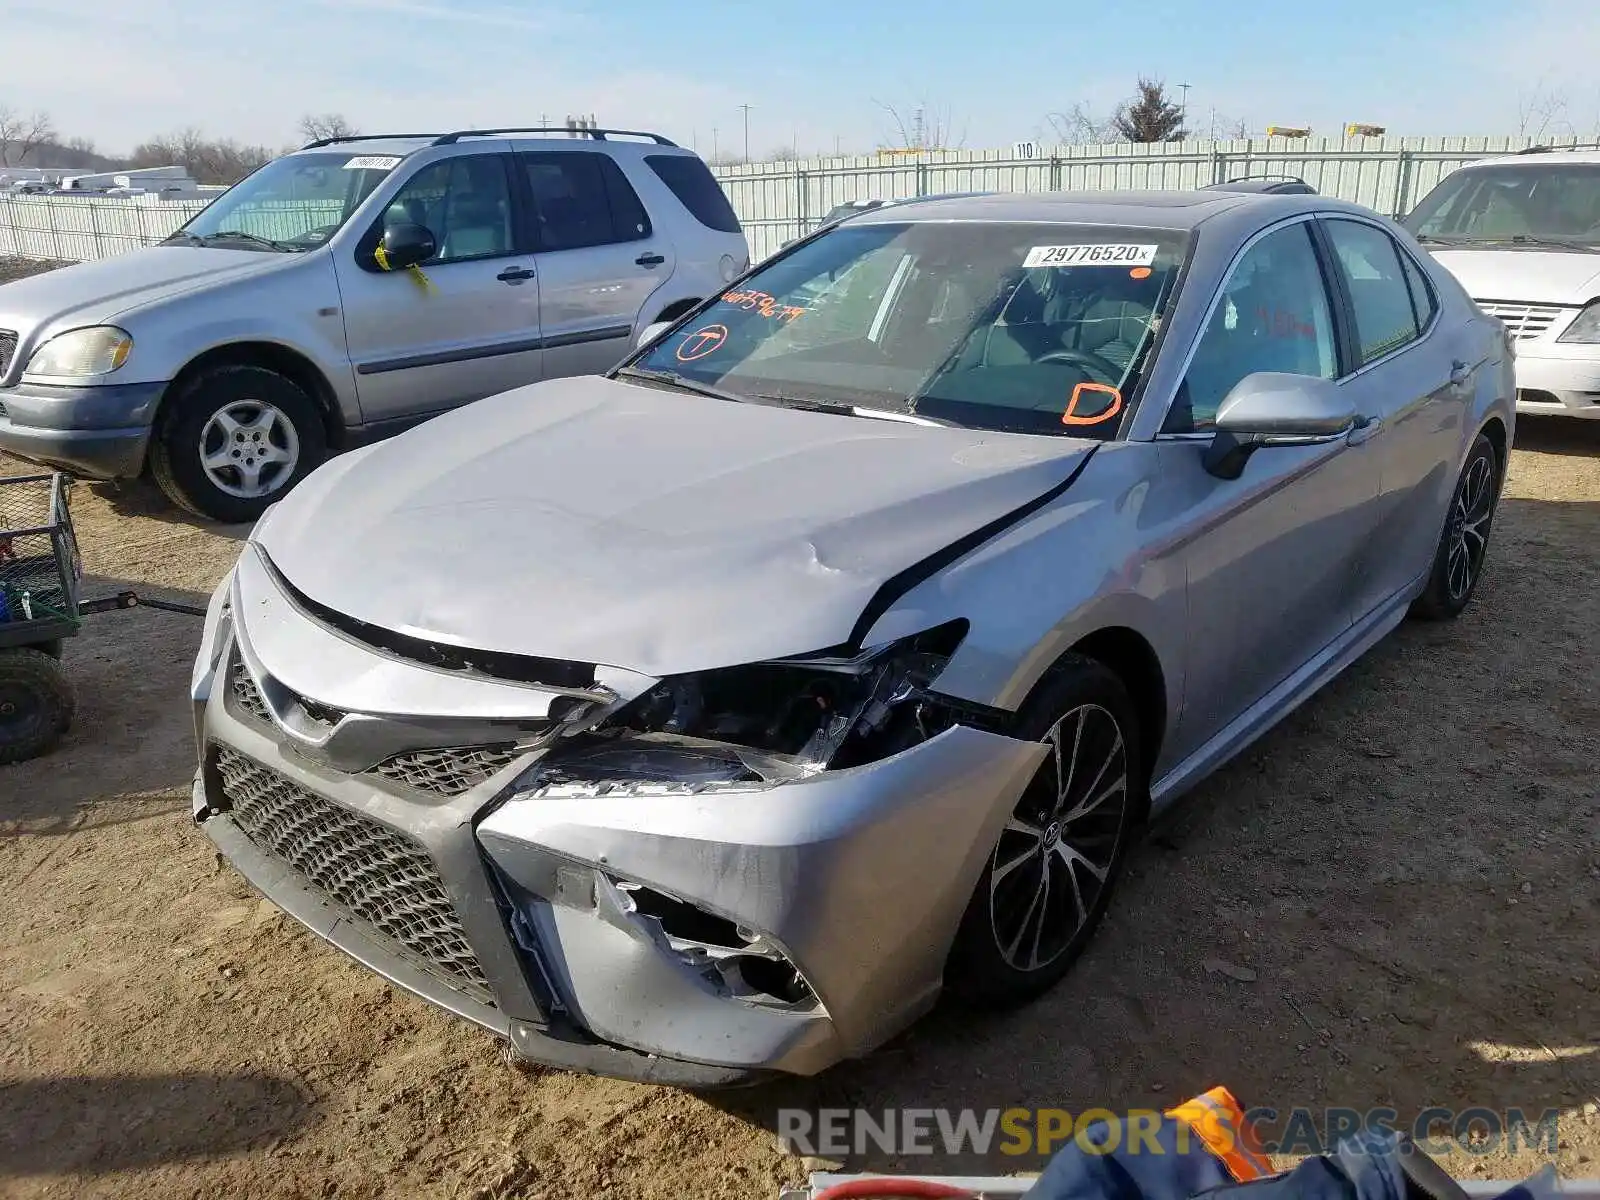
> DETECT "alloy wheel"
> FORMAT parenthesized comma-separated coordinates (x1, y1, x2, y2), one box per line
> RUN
(988, 703, 1129, 972)
(1447, 453, 1495, 601)
(199, 400, 301, 500)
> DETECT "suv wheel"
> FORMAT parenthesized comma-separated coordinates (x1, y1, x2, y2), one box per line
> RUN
(151, 364, 327, 522)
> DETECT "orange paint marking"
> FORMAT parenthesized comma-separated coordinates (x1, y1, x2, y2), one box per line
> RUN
(1063, 382, 1124, 426)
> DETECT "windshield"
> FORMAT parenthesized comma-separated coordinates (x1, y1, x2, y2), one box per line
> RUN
(627, 220, 1189, 438)
(173, 151, 403, 250)
(1403, 164, 1600, 248)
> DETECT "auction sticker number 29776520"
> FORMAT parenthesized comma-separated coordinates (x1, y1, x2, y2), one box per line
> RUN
(1024, 243, 1158, 268)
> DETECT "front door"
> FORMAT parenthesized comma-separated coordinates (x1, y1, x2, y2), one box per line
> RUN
(1157, 218, 1383, 764)
(335, 152, 543, 425)
(517, 149, 674, 378)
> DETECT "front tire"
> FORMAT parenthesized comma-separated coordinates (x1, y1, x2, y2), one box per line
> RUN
(0, 648, 75, 766)
(1410, 432, 1500, 621)
(944, 655, 1146, 1007)
(150, 365, 327, 523)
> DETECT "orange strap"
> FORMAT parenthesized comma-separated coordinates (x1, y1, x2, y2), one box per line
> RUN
(1165, 1087, 1274, 1181)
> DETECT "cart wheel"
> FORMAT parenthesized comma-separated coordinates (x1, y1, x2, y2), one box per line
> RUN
(0, 648, 75, 766)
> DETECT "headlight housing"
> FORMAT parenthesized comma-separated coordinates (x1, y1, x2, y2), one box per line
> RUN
(518, 621, 969, 797)
(25, 326, 134, 378)
(1556, 300, 1600, 344)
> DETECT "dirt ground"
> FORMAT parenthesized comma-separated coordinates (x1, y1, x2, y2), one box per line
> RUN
(1, 254, 1598, 1198)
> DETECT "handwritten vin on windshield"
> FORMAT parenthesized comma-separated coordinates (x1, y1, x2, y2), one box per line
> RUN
(721, 289, 807, 322)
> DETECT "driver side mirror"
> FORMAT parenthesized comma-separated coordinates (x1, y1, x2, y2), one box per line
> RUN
(374, 222, 436, 272)
(1202, 372, 1357, 480)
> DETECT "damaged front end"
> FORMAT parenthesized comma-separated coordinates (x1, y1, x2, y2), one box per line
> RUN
(475, 620, 1049, 1075)
(521, 620, 974, 798)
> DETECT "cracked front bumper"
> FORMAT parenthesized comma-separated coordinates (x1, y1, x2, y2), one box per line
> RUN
(190, 562, 1045, 1082)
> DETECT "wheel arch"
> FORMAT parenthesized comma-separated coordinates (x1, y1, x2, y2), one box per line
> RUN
(651, 296, 703, 324)
(1477, 414, 1508, 476)
(1033, 626, 1169, 786)
(155, 342, 343, 456)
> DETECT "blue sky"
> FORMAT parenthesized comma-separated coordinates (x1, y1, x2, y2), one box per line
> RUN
(6, 0, 1599, 156)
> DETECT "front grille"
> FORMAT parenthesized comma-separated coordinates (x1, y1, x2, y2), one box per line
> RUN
(372, 745, 522, 796)
(229, 655, 526, 798)
(1477, 300, 1564, 341)
(213, 745, 494, 1003)
(0, 330, 16, 378)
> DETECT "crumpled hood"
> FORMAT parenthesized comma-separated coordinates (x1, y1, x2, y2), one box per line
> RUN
(255, 375, 1093, 677)
(0, 245, 287, 372)
(1425, 247, 1600, 305)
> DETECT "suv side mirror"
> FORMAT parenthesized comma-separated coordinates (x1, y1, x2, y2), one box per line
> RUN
(376, 222, 436, 272)
(636, 320, 674, 349)
(1202, 372, 1357, 480)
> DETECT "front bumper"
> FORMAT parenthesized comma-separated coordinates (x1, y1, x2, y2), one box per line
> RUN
(0, 380, 164, 476)
(190, 559, 1046, 1083)
(1511, 350, 1600, 418)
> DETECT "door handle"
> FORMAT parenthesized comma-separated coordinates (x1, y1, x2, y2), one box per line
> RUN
(635, 252, 665, 268)
(1449, 359, 1471, 387)
(497, 266, 535, 283)
(1347, 414, 1384, 445)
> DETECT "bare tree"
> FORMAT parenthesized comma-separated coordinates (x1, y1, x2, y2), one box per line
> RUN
(1517, 83, 1571, 141)
(129, 127, 275, 184)
(297, 113, 359, 144)
(767, 144, 798, 162)
(1044, 103, 1116, 145)
(874, 100, 966, 151)
(0, 106, 57, 166)
(1111, 78, 1189, 143)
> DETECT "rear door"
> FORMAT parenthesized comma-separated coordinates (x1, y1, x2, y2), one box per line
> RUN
(516, 148, 672, 378)
(335, 151, 543, 424)
(1157, 218, 1384, 764)
(1316, 216, 1466, 616)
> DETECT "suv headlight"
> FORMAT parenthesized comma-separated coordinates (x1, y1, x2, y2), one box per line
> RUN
(26, 326, 134, 377)
(516, 621, 970, 798)
(1556, 300, 1600, 344)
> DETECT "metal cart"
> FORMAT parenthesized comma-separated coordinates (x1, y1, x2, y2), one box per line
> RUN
(0, 471, 202, 765)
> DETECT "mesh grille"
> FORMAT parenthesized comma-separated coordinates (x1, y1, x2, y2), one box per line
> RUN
(213, 745, 494, 1002)
(0, 473, 77, 621)
(0, 330, 15, 378)
(1477, 301, 1564, 341)
(229, 658, 272, 724)
(372, 745, 522, 796)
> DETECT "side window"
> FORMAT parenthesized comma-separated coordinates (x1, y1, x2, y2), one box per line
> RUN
(1166, 223, 1338, 433)
(644, 153, 742, 233)
(1399, 249, 1439, 331)
(520, 152, 651, 251)
(1323, 219, 1421, 365)
(380, 155, 514, 264)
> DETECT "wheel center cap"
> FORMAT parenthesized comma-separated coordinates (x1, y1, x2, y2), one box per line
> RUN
(1044, 821, 1063, 847)
(0, 702, 14, 715)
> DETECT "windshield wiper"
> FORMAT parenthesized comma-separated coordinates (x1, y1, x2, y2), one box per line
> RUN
(1432, 234, 1600, 253)
(189, 230, 299, 252)
(613, 366, 750, 405)
(1415, 234, 1473, 246)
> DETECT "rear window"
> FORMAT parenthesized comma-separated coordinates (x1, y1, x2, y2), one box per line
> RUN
(645, 154, 742, 233)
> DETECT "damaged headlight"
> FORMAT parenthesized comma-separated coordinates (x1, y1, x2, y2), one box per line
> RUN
(518, 621, 968, 797)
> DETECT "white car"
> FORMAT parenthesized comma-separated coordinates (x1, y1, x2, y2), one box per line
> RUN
(1403, 148, 1600, 420)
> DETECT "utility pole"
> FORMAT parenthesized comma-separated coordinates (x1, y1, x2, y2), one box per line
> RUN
(712, 127, 719, 161)
(739, 103, 752, 163)
(1178, 82, 1192, 125)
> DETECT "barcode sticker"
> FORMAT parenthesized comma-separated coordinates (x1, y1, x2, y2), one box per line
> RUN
(1025, 243, 1159, 268)
(343, 156, 402, 171)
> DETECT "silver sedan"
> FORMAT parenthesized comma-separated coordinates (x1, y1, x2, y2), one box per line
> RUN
(190, 190, 1514, 1085)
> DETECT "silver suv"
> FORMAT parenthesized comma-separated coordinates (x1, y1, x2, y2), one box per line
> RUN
(0, 128, 749, 520)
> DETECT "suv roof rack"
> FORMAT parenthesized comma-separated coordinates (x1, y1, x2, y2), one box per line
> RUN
(300, 127, 679, 151)
(1515, 142, 1600, 155)
(1222, 172, 1309, 184)
(433, 127, 677, 146)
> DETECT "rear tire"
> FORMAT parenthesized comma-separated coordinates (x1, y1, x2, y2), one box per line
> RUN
(944, 655, 1147, 1008)
(151, 364, 327, 523)
(1410, 432, 1499, 621)
(0, 648, 74, 766)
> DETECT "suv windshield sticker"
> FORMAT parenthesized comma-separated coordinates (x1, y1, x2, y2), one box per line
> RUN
(1062, 382, 1124, 425)
(343, 156, 403, 171)
(721, 289, 806, 322)
(1025, 243, 1159, 268)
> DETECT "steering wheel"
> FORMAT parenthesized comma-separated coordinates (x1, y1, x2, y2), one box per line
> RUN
(1036, 348, 1124, 384)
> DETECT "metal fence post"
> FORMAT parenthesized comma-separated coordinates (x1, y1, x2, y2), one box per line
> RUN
(45, 197, 59, 260)
(916, 160, 928, 197)
(795, 168, 808, 242)
(1049, 156, 1062, 192)
(1392, 149, 1414, 218)
(1210, 147, 1225, 185)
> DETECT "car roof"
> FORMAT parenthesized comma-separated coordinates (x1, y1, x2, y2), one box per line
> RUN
(846, 188, 1336, 232)
(1463, 148, 1600, 168)
(288, 128, 688, 160)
